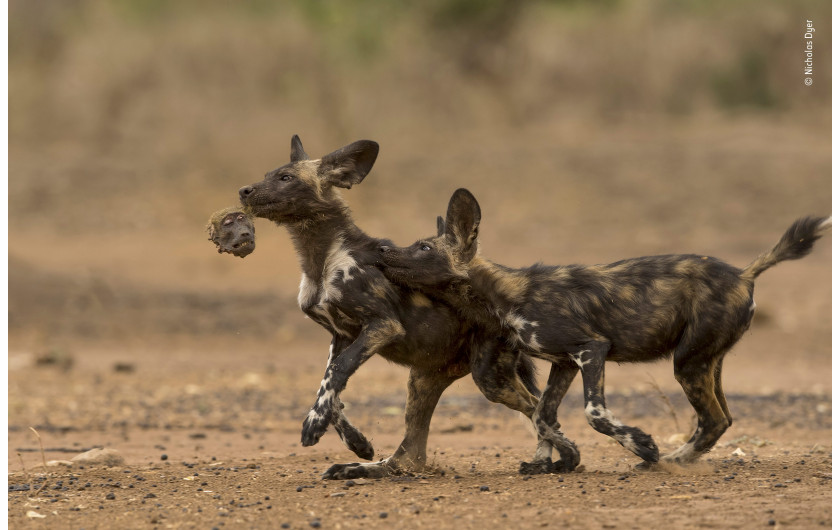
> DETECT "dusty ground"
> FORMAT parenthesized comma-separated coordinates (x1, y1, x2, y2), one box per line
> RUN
(7, 240, 832, 528)
(7, 336, 833, 529)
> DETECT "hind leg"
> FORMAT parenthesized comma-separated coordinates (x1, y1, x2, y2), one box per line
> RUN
(663, 354, 731, 464)
(572, 341, 659, 463)
(323, 367, 460, 479)
(713, 356, 733, 426)
(520, 359, 581, 474)
(470, 339, 540, 418)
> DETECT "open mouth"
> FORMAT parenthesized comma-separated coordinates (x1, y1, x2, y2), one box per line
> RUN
(231, 239, 253, 250)
(215, 238, 255, 258)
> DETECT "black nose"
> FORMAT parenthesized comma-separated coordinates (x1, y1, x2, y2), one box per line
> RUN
(379, 245, 390, 253)
(239, 186, 254, 200)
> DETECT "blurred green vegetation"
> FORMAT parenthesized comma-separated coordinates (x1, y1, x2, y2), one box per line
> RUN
(8, 0, 831, 347)
(8, 0, 830, 236)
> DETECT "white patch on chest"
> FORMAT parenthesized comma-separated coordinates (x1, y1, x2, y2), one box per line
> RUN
(321, 237, 359, 302)
(297, 237, 360, 310)
(298, 273, 319, 309)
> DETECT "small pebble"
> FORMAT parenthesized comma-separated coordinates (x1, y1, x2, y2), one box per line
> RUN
(160, 454, 168, 461)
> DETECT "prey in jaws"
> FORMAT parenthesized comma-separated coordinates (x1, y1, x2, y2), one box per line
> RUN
(238, 137, 557, 479)
(205, 205, 376, 460)
(207, 206, 256, 258)
(378, 188, 830, 467)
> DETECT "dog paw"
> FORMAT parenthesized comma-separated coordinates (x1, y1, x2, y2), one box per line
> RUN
(322, 461, 392, 480)
(634, 433, 660, 463)
(622, 428, 659, 463)
(519, 458, 555, 475)
(551, 457, 579, 473)
(554, 445, 581, 471)
(635, 460, 659, 471)
(301, 409, 332, 447)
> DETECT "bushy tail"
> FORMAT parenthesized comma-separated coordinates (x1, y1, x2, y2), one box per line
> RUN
(741, 216, 831, 280)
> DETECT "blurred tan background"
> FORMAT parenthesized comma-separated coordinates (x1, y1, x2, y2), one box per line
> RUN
(9, 0, 831, 396)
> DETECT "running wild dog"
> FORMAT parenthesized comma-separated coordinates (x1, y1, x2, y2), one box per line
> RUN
(238, 137, 557, 479)
(378, 188, 830, 466)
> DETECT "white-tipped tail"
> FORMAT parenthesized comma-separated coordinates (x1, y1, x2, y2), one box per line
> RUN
(818, 216, 832, 231)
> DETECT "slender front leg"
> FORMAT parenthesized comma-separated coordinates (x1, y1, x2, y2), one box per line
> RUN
(323, 367, 461, 479)
(572, 342, 659, 463)
(302, 319, 406, 447)
(327, 336, 375, 460)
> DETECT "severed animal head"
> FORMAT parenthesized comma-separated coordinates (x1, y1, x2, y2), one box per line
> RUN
(206, 206, 256, 258)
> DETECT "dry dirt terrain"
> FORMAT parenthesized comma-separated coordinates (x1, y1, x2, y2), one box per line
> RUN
(7, 331, 833, 529)
(8, 227, 832, 529)
(8, 3, 832, 528)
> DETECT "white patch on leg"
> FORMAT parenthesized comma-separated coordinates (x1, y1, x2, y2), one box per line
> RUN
(317, 387, 336, 409)
(663, 443, 699, 463)
(533, 440, 552, 461)
(617, 433, 640, 454)
(306, 408, 323, 423)
(663, 426, 703, 463)
(570, 350, 593, 368)
(584, 402, 622, 427)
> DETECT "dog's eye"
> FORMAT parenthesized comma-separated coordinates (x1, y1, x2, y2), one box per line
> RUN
(280, 174, 294, 182)
(223, 218, 234, 226)
(420, 244, 431, 251)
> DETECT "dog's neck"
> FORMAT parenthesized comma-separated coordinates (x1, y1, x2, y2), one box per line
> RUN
(285, 204, 367, 282)
(441, 255, 526, 331)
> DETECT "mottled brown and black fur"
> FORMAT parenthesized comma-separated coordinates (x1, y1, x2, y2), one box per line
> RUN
(238, 138, 549, 479)
(379, 188, 830, 466)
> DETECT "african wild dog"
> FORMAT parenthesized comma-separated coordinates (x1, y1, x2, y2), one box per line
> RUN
(378, 188, 830, 466)
(237, 137, 567, 479)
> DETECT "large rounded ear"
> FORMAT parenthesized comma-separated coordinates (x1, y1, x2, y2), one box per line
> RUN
(318, 140, 379, 189)
(290, 135, 309, 162)
(444, 188, 481, 259)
